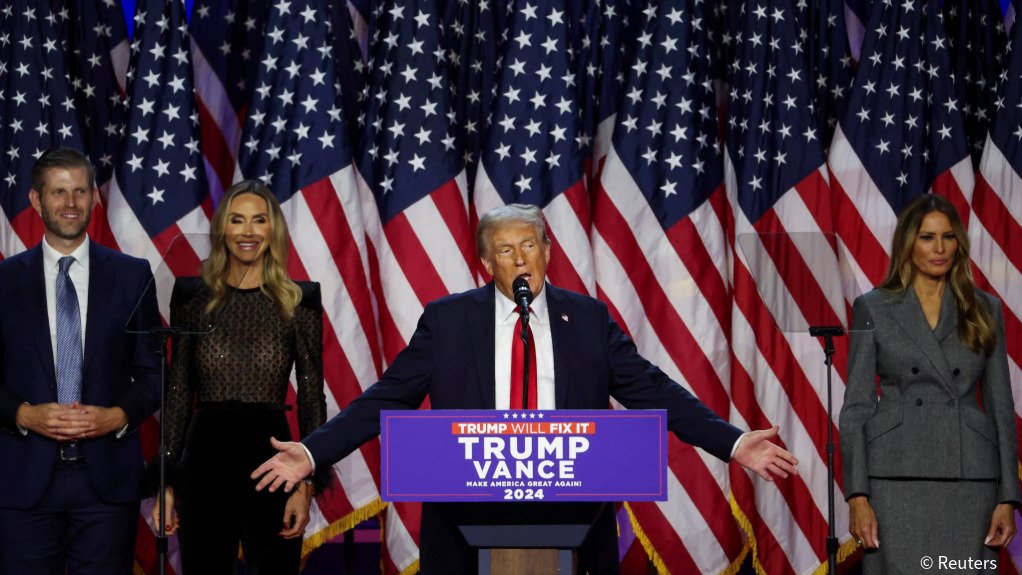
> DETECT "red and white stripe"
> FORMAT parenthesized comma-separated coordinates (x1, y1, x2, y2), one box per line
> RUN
(974, 134, 1022, 573)
(190, 41, 242, 200)
(593, 138, 744, 573)
(354, 166, 476, 575)
(828, 125, 975, 292)
(724, 147, 854, 574)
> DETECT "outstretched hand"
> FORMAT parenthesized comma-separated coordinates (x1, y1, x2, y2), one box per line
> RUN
(251, 437, 313, 493)
(732, 426, 799, 482)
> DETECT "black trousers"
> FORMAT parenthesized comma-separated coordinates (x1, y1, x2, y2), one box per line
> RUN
(0, 459, 137, 575)
(177, 407, 301, 575)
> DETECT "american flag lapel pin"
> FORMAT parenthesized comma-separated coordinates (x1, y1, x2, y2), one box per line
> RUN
(561, 313, 569, 322)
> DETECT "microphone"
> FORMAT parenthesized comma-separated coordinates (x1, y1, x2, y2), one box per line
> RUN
(511, 276, 533, 410)
(512, 277, 534, 312)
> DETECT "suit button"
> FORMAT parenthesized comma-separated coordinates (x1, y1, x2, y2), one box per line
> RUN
(952, 368, 961, 376)
(915, 399, 923, 406)
(911, 367, 919, 375)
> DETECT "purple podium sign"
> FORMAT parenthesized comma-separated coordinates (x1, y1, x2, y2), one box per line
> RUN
(380, 409, 667, 502)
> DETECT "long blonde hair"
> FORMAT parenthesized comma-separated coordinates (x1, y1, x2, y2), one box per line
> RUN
(879, 194, 994, 354)
(202, 180, 303, 319)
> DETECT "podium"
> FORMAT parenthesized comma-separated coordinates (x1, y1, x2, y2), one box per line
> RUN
(381, 409, 667, 574)
(452, 502, 607, 574)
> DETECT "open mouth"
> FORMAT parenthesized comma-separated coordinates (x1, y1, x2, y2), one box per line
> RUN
(233, 236, 265, 253)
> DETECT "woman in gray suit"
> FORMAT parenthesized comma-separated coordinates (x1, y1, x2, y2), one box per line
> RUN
(839, 194, 1018, 573)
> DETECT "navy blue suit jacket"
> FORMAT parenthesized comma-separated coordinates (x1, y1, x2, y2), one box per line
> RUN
(0, 242, 162, 508)
(303, 283, 741, 573)
(305, 283, 741, 462)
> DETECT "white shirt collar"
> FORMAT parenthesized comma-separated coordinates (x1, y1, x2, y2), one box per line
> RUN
(495, 282, 548, 325)
(42, 235, 90, 271)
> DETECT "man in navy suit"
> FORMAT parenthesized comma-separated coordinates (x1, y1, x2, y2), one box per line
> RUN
(254, 204, 798, 574)
(0, 148, 162, 574)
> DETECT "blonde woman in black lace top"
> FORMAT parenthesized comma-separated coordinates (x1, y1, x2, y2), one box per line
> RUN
(153, 180, 326, 574)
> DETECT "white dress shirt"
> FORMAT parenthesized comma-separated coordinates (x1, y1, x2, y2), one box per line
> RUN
(42, 236, 90, 363)
(494, 285, 555, 410)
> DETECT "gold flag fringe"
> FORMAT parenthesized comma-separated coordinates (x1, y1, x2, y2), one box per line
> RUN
(810, 537, 859, 575)
(730, 492, 859, 575)
(301, 497, 388, 557)
(375, 502, 420, 575)
(623, 501, 753, 575)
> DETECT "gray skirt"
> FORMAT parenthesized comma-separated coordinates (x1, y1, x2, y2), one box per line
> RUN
(863, 478, 999, 575)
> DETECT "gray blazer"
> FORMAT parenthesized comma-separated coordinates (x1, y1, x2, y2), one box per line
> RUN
(839, 286, 1020, 505)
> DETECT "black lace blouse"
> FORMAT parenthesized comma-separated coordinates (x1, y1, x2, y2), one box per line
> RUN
(163, 277, 326, 467)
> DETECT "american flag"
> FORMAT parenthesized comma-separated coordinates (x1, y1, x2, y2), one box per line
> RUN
(944, 0, 1009, 166)
(723, 1, 843, 573)
(589, 0, 641, 171)
(844, 0, 869, 61)
(592, 0, 745, 572)
(105, 0, 208, 311)
(57, 0, 132, 253)
(975, 4, 1022, 570)
(473, 0, 594, 295)
(352, 0, 478, 568)
(0, 0, 85, 258)
(188, 0, 269, 200)
(443, 0, 505, 188)
(237, 0, 394, 564)
(108, 3, 209, 569)
(6, 1, 1022, 574)
(60, 0, 130, 189)
(828, 0, 974, 296)
(797, 0, 854, 150)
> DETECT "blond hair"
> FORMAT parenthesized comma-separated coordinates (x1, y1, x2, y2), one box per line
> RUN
(202, 180, 302, 318)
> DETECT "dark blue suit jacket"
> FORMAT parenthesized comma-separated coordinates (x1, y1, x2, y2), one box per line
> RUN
(303, 283, 741, 574)
(0, 242, 162, 508)
(305, 283, 741, 462)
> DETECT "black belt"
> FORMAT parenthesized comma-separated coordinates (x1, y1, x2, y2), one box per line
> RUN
(195, 401, 291, 411)
(58, 441, 83, 461)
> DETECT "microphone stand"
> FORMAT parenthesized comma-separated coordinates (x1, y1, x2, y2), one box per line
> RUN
(519, 305, 531, 409)
(809, 325, 845, 575)
(150, 326, 179, 575)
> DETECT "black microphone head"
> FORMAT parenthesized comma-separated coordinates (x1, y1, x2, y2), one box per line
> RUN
(512, 276, 533, 306)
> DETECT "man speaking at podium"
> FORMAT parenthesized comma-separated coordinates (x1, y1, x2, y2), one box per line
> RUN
(254, 203, 798, 574)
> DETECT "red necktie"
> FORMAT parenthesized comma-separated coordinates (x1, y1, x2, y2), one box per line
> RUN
(509, 307, 537, 409)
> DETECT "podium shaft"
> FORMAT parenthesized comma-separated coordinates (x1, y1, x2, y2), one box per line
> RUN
(479, 549, 572, 575)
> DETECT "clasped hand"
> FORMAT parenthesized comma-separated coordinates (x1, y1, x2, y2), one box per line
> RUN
(15, 402, 127, 441)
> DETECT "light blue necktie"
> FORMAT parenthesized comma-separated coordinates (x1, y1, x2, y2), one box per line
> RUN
(55, 256, 82, 404)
